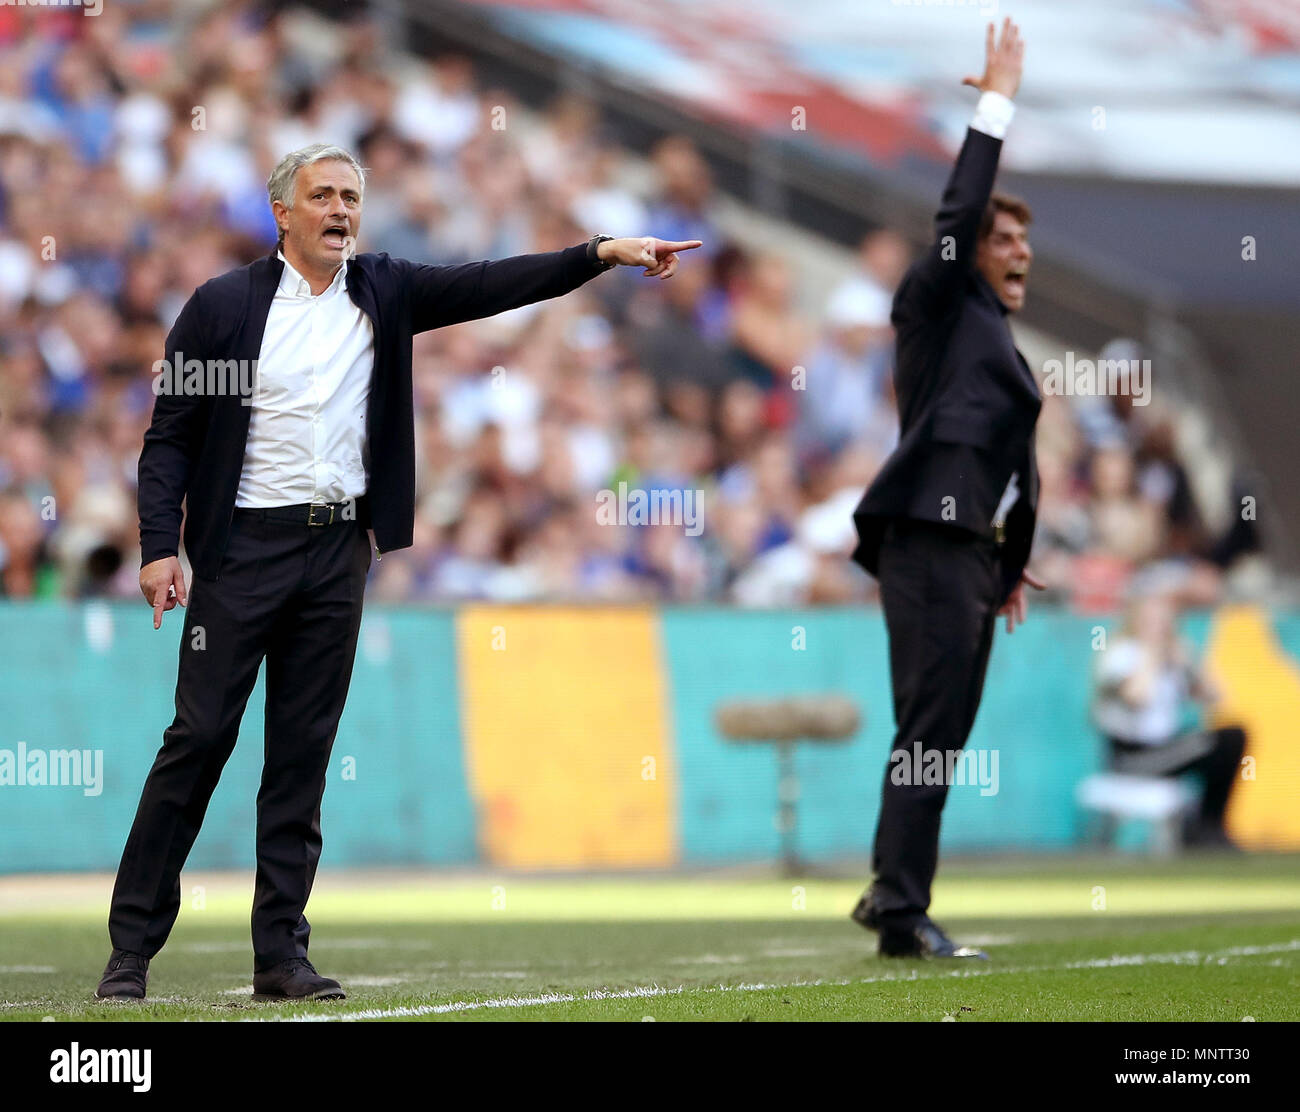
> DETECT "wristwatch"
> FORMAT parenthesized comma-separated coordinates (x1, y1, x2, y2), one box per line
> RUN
(587, 233, 616, 271)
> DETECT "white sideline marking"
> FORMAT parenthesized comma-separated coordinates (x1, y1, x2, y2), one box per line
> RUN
(1065, 939, 1300, 969)
(0, 965, 56, 974)
(255, 984, 682, 1021)
(236, 938, 1300, 1022)
(665, 953, 747, 965)
(180, 943, 256, 954)
(340, 975, 417, 986)
(180, 937, 434, 954)
(222, 974, 416, 995)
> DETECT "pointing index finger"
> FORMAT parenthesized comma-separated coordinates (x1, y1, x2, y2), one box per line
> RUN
(659, 240, 703, 252)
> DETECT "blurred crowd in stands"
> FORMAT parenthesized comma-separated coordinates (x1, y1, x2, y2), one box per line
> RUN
(0, 3, 1262, 607)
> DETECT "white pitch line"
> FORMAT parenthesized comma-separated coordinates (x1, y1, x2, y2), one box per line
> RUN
(242, 967, 992, 1021)
(252, 984, 683, 1021)
(234, 938, 1300, 1022)
(665, 953, 748, 965)
(179, 938, 436, 954)
(1064, 939, 1300, 969)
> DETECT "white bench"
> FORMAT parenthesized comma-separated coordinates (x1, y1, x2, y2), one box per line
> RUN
(1076, 773, 1197, 855)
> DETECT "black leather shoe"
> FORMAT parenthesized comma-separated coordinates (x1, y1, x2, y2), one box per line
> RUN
(95, 949, 149, 999)
(879, 920, 989, 960)
(849, 893, 881, 932)
(251, 957, 346, 1002)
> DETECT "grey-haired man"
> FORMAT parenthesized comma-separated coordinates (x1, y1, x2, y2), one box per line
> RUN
(96, 144, 701, 1001)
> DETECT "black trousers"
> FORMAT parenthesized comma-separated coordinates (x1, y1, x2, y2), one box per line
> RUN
(1107, 726, 1247, 836)
(870, 518, 1002, 923)
(108, 510, 371, 969)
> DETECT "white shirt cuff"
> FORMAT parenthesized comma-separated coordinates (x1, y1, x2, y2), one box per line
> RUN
(971, 90, 1015, 140)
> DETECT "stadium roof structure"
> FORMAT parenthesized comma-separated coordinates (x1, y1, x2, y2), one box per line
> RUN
(459, 0, 1300, 187)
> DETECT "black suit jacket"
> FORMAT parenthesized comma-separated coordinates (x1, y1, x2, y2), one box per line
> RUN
(851, 126, 1042, 605)
(139, 244, 606, 579)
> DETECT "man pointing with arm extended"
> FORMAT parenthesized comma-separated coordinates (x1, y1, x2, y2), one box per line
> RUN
(848, 19, 1045, 961)
(97, 142, 700, 1002)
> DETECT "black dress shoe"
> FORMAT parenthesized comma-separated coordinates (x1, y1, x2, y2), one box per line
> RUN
(849, 893, 881, 932)
(251, 957, 346, 1002)
(879, 920, 989, 960)
(95, 949, 149, 999)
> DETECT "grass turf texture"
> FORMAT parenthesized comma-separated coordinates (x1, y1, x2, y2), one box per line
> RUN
(1, 855, 1298, 1022)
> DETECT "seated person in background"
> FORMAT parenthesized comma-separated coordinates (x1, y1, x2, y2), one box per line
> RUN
(1092, 592, 1247, 849)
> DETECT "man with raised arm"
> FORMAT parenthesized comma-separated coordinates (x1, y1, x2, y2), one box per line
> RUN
(848, 19, 1045, 960)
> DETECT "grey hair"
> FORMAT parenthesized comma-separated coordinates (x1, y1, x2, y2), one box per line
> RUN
(267, 144, 366, 247)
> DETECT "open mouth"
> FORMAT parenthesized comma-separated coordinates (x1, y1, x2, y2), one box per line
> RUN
(322, 225, 350, 249)
(1004, 267, 1028, 299)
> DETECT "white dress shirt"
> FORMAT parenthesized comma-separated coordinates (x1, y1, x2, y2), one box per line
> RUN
(235, 253, 375, 508)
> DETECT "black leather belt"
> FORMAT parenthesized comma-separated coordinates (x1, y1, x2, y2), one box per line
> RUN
(886, 517, 1001, 548)
(235, 496, 367, 527)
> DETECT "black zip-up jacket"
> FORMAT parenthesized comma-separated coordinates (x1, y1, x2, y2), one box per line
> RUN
(139, 243, 606, 579)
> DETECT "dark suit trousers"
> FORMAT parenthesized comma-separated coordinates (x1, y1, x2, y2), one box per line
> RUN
(871, 518, 1002, 922)
(108, 511, 371, 969)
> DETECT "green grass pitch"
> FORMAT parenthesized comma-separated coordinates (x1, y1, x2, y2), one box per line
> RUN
(2, 855, 1298, 1021)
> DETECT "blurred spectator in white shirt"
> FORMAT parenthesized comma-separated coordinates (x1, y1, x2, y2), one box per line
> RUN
(1092, 590, 1247, 849)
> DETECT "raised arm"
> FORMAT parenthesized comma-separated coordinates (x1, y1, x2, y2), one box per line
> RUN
(895, 19, 1024, 319)
(403, 237, 702, 334)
